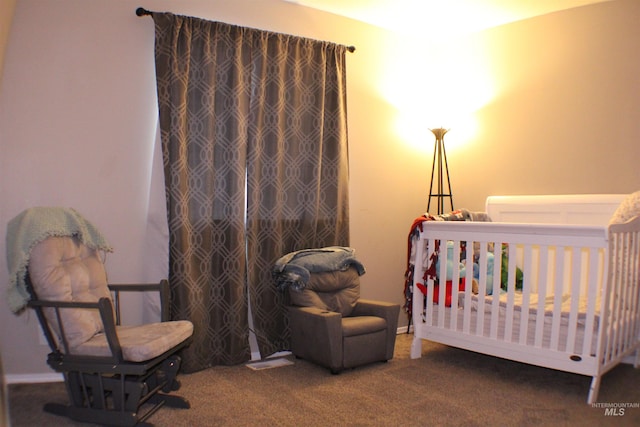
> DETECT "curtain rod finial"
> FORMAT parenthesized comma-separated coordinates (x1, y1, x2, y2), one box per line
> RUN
(136, 7, 151, 17)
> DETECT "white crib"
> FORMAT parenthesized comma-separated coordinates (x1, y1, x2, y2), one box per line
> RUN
(409, 194, 640, 404)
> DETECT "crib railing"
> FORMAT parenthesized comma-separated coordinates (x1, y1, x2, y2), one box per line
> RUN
(410, 218, 640, 403)
(412, 222, 605, 367)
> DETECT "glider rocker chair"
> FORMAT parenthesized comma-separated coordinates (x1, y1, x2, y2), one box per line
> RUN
(287, 266, 400, 374)
(7, 208, 193, 426)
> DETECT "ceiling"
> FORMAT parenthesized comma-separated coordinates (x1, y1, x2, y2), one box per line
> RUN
(282, 0, 612, 36)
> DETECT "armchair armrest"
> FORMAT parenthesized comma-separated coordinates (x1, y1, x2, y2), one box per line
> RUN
(108, 279, 170, 323)
(352, 299, 400, 320)
(28, 297, 124, 363)
(287, 306, 343, 372)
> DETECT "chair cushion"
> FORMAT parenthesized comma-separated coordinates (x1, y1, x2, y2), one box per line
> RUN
(288, 267, 360, 316)
(28, 236, 112, 349)
(73, 320, 194, 362)
(341, 316, 386, 337)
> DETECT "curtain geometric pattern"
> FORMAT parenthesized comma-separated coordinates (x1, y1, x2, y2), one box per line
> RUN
(245, 32, 350, 357)
(152, 12, 350, 372)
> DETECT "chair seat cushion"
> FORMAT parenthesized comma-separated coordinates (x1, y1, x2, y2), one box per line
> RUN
(341, 316, 386, 337)
(72, 320, 194, 362)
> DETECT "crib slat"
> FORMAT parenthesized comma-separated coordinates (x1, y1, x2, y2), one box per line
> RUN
(462, 241, 473, 334)
(600, 214, 627, 367)
(425, 238, 436, 328)
(518, 245, 533, 345)
(413, 235, 427, 330)
(614, 230, 635, 358)
(550, 245, 565, 351)
(437, 239, 447, 328)
(617, 233, 631, 354)
(611, 233, 625, 360)
(534, 246, 549, 348)
(625, 231, 638, 348)
(489, 242, 502, 339)
(449, 240, 462, 331)
(622, 233, 634, 350)
(601, 237, 616, 364)
(566, 246, 582, 353)
(504, 244, 517, 342)
(580, 248, 601, 357)
(476, 244, 488, 336)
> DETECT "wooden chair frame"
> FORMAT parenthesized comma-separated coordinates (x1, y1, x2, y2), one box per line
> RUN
(26, 277, 191, 427)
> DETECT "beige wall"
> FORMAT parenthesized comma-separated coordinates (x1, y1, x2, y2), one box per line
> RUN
(447, 3, 640, 210)
(0, 0, 638, 380)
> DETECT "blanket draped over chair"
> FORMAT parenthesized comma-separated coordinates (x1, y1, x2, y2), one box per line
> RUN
(6, 207, 113, 313)
(272, 246, 366, 292)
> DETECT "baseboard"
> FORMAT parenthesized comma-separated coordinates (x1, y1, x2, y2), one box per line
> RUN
(397, 325, 412, 334)
(5, 373, 63, 385)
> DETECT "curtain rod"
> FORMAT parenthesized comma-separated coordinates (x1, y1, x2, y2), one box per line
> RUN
(135, 7, 356, 53)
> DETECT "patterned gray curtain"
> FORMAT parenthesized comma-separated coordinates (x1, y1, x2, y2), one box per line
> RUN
(245, 31, 350, 357)
(152, 12, 350, 372)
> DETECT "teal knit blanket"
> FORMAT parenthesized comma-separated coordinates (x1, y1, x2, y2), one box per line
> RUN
(6, 207, 113, 313)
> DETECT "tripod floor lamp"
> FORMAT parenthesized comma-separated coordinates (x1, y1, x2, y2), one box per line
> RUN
(427, 128, 454, 215)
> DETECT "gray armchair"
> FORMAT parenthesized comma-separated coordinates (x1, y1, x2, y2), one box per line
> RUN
(287, 266, 400, 374)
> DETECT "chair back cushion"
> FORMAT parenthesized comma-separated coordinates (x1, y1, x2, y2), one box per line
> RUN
(28, 236, 112, 349)
(610, 191, 640, 224)
(288, 266, 360, 316)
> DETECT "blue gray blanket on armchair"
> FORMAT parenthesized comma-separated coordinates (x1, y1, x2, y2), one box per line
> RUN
(272, 246, 365, 291)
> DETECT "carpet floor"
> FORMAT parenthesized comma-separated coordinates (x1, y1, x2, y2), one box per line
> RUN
(8, 333, 640, 426)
